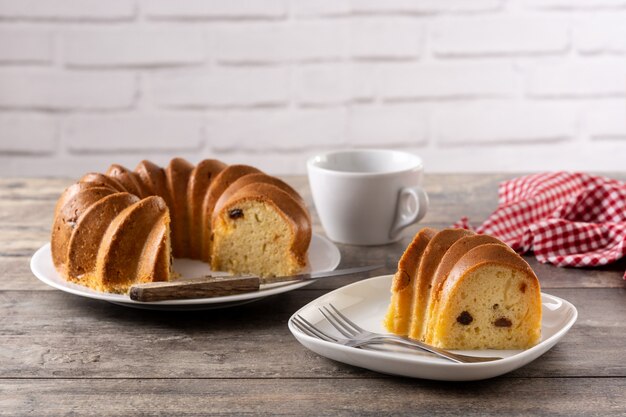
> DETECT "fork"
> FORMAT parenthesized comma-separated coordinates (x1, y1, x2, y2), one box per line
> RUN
(292, 304, 502, 363)
(319, 304, 503, 363)
(292, 314, 496, 364)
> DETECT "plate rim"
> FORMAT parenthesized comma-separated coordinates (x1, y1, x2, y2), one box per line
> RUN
(30, 233, 340, 307)
(288, 274, 578, 377)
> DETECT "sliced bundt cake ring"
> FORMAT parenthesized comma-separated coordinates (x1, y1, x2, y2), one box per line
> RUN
(429, 243, 542, 350)
(51, 158, 313, 294)
(383, 227, 438, 335)
(211, 182, 312, 277)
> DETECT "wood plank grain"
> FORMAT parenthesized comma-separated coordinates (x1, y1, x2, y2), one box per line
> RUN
(1, 377, 624, 417)
(0, 257, 49, 290)
(0, 288, 623, 379)
(0, 178, 71, 201)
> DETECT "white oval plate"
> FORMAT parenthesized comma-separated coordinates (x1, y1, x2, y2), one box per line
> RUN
(289, 274, 577, 381)
(31, 234, 340, 311)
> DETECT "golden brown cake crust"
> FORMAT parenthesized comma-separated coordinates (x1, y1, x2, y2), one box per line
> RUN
(392, 228, 438, 292)
(205, 165, 264, 214)
(134, 208, 170, 285)
(135, 160, 172, 208)
(186, 159, 227, 259)
(95, 196, 169, 293)
(66, 192, 139, 280)
(165, 158, 193, 258)
(132, 172, 152, 199)
(212, 173, 308, 224)
(384, 227, 438, 335)
(408, 228, 474, 340)
(105, 164, 143, 196)
(80, 173, 126, 192)
(215, 182, 312, 267)
(444, 243, 538, 291)
(51, 183, 117, 272)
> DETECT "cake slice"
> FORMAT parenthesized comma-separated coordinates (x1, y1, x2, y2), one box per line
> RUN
(428, 243, 542, 349)
(383, 227, 438, 335)
(210, 182, 311, 277)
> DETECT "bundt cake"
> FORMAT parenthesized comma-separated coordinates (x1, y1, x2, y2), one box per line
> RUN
(384, 228, 542, 350)
(51, 158, 312, 294)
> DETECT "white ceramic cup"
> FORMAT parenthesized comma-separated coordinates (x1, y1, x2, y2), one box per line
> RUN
(307, 149, 429, 245)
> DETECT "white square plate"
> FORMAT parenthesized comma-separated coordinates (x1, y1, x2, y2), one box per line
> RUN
(289, 274, 577, 381)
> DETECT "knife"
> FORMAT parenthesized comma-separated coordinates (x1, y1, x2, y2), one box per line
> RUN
(129, 264, 384, 302)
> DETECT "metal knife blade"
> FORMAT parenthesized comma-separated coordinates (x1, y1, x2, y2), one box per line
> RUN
(260, 264, 384, 284)
(129, 264, 384, 302)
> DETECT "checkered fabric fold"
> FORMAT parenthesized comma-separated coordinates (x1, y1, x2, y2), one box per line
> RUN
(453, 172, 626, 279)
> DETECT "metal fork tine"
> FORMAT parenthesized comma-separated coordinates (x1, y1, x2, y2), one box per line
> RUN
(319, 306, 356, 337)
(292, 316, 330, 341)
(292, 319, 317, 339)
(293, 315, 337, 342)
(293, 314, 502, 363)
(328, 303, 364, 334)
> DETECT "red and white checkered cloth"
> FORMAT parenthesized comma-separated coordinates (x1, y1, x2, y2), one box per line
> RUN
(454, 172, 626, 279)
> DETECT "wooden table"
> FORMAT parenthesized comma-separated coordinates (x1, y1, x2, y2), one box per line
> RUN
(2, 174, 625, 416)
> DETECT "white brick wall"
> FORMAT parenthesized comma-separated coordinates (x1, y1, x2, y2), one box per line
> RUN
(0, 70, 136, 110)
(0, 29, 53, 63)
(149, 67, 290, 107)
(0, 0, 135, 21)
(431, 17, 569, 57)
(63, 29, 206, 67)
(0, 0, 625, 177)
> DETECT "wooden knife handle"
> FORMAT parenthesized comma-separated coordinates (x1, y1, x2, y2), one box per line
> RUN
(129, 276, 261, 302)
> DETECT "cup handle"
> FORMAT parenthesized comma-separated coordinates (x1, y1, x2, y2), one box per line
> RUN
(389, 186, 429, 240)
